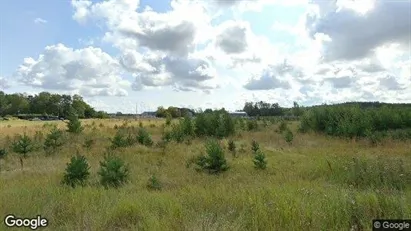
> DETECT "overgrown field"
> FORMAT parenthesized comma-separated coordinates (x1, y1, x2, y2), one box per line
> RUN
(1, 112, 411, 231)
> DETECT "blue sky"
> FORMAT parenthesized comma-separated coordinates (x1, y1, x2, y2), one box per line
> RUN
(0, 0, 409, 113)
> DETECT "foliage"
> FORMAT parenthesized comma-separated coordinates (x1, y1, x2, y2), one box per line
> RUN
(0, 91, 100, 118)
(62, 155, 90, 188)
(111, 130, 132, 149)
(278, 120, 288, 133)
(251, 140, 260, 154)
(193, 109, 235, 138)
(195, 140, 229, 174)
(284, 129, 294, 144)
(83, 137, 95, 150)
(66, 113, 84, 134)
(228, 140, 236, 153)
(299, 104, 411, 139)
(253, 150, 267, 170)
(136, 128, 153, 146)
(147, 175, 162, 191)
(243, 101, 284, 117)
(247, 120, 259, 131)
(98, 154, 130, 189)
(0, 148, 7, 159)
(44, 128, 65, 154)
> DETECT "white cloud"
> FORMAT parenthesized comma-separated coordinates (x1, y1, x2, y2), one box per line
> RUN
(0, 77, 10, 89)
(14, 43, 130, 97)
(34, 17, 47, 24)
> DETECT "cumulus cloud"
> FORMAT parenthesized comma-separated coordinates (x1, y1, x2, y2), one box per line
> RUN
(244, 64, 294, 90)
(306, 0, 411, 62)
(14, 43, 130, 96)
(215, 20, 249, 54)
(0, 77, 10, 89)
(120, 51, 218, 92)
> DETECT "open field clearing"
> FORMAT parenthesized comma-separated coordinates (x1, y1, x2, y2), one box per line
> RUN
(1, 116, 410, 231)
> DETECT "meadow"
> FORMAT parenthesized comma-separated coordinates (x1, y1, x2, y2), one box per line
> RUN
(0, 112, 410, 231)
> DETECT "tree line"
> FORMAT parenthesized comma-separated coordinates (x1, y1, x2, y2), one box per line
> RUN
(0, 91, 108, 118)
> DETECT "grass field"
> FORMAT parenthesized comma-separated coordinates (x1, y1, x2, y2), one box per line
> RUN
(1, 118, 410, 231)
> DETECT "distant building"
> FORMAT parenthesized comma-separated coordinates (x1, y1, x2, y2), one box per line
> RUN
(229, 111, 248, 118)
(141, 111, 157, 117)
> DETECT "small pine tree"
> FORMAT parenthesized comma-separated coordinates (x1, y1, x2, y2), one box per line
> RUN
(253, 150, 267, 169)
(197, 140, 229, 174)
(284, 129, 294, 144)
(83, 137, 94, 150)
(111, 131, 129, 149)
(147, 175, 162, 190)
(279, 120, 288, 133)
(0, 148, 7, 172)
(251, 140, 260, 154)
(228, 140, 236, 157)
(165, 112, 172, 126)
(136, 128, 153, 146)
(12, 133, 33, 170)
(62, 154, 90, 188)
(66, 113, 83, 134)
(98, 154, 129, 189)
(44, 128, 64, 155)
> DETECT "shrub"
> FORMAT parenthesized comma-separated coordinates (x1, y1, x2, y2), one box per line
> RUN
(253, 150, 267, 169)
(111, 131, 130, 149)
(66, 113, 84, 134)
(165, 113, 172, 126)
(147, 175, 162, 191)
(278, 120, 288, 133)
(12, 133, 34, 170)
(195, 140, 229, 174)
(0, 148, 7, 159)
(62, 155, 90, 188)
(251, 140, 260, 154)
(83, 137, 95, 150)
(136, 128, 153, 146)
(180, 115, 195, 137)
(98, 155, 130, 189)
(44, 128, 65, 154)
(228, 140, 236, 154)
(247, 120, 258, 131)
(0, 148, 7, 172)
(284, 129, 294, 144)
(170, 124, 185, 143)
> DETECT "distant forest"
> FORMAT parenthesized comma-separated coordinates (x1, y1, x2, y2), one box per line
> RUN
(0, 91, 108, 118)
(1, 90, 411, 119)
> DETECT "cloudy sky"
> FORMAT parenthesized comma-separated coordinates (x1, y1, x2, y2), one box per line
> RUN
(0, 0, 410, 113)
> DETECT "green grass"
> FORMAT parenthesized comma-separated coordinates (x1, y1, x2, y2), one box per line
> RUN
(0, 118, 410, 230)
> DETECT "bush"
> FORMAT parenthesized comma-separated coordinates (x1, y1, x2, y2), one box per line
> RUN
(111, 130, 131, 149)
(228, 140, 236, 154)
(147, 175, 162, 191)
(165, 113, 172, 126)
(0, 148, 7, 159)
(247, 120, 258, 131)
(195, 140, 229, 174)
(136, 128, 153, 146)
(66, 113, 84, 134)
(253, 150, 267, 170)
(0, 148, 7, 172)
(284, 129, 294, 144)
(278, 120, 288, 133)
(12, 133, 34, 170)
(251, 140, 260, 154)
(62, 155, 90, 188)
(98, 155, 130, 189)
(44, 128, 65, 154)
(170, 124, 185, 143)
(83, 137, 95, 150)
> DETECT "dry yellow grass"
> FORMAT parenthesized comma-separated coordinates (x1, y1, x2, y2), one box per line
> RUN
(0, 118, 410, 230)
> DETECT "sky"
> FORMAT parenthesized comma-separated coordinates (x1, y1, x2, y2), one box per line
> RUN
(0, 0, 410, 113)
